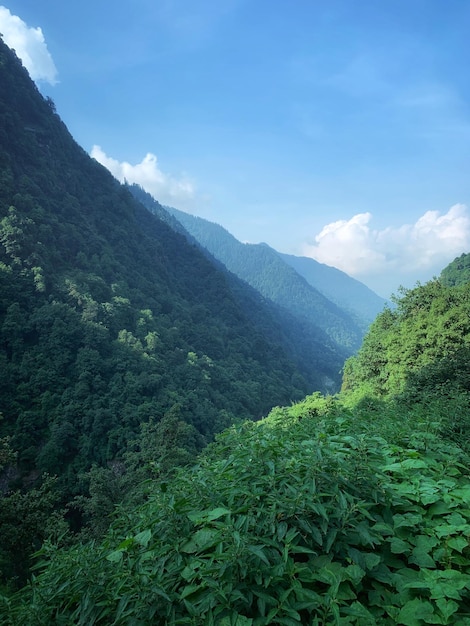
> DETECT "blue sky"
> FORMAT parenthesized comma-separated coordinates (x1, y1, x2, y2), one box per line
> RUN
(1, 1, 470, 297)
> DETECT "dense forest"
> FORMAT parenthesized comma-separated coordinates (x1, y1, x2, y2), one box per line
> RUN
(3, 270, 470, 624)
(156, 197, 386, 332)
(149, 196, 375, 349)
(2, 34, 470, 625)
(0, 36, 333, 588)
(129, 184, 350, 392)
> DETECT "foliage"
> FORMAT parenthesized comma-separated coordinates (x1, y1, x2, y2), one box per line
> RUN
(342, 280, 470, 399)
(5, 397, 470, 624)
(0, 36, 313, 491)
(0, 34, 335, 587)
(440, 252, 470, 287)
(136, 187, 365, 367)
(72, 408, 207, 539)
(278, 252, 387, 329)
(3, 29, 470, 625)
(0, 475, 68, 590)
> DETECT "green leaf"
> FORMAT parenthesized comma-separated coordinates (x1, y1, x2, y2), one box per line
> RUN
(345, 564, 365, 585)
(409, 548, 436, 568)
(134, 528, 152, 547)
(409, 535, 438, 569)
(187, 507, 230, 523)
(447, 537, 468, 553)
(290, 545, 317, 555)
(247, 544, 270, 565)
(389, 537, 410, 554)
(277, 521, 288, 541)
(428, 501, 453, 517)
(325, 528, 338, 552)
(436, 598, 459, 622)
(384, 459, 428, 472)
(397, 598, 435, 625)
(116, 537, 134, 550)
(180, 584, 201, 599)
(342, 600, 377, 624)
(106, 550, 123, 563)
(363, 552, 381, 570)
(206, 507, 231, 521)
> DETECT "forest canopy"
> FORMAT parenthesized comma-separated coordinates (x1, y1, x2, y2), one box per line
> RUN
(4, 266, 470, 624)
(2, 30, 470, 626)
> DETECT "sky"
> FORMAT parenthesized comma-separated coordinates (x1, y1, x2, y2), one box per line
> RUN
(1, 1, 470, 298)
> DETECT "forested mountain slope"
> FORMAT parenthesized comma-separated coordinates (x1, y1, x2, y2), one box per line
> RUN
(0, 39, 320, 500)
(342, 278, 470, 405)
(278, 252, 387, 329)
(138, 198, 366, 353)
(129, 185, 348, 390)
(6, 272, 470, 623)
(3, 36, 470, 617)
(440, 251, 470, 287)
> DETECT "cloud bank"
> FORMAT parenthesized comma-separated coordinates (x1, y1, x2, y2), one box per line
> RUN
(303, 204, 470, 295)
(0, 6, 58, 85)
(91, 146, 195, 208)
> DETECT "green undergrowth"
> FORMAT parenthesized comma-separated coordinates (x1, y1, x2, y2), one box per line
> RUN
(3, 394, 470, 625)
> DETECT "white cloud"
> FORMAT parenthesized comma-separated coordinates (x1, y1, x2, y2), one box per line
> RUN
(91, 145, 195, 207)
(303, 204, 470, 295)
(0, 6, 58, 85)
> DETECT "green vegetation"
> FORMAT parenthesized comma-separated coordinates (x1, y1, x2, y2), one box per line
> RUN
(440, 253, 470, 287)
(4, 264, 470, 623)
(144, 193, 367, 355)
(342, 279, 470, 400)
(4, 387, 470, 625)
(278, 252, 387, 330)
(0, 36, 319, 589)
(2, 32, 470, 625)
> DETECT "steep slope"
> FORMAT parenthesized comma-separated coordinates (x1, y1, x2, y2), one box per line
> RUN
(8, 389, 470, 624)
(0, 39, 314, 487)
(129, 185, 348, 391)
(342, 278, 470, 399)
(143, 201, 365, 354)
(440, 252, 470, 287)
(278, 252, 387, 329)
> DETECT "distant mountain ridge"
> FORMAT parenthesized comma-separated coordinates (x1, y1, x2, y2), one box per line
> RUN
(129, 185, 349, 391)
(139, 199, 386, 353)
(278, 251, 387, 329)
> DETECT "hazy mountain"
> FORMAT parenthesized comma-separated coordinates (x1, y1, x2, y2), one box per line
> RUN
(278, 252, 387, 329)
(129, 184, 348, 391)
(153, 203, 378, 353)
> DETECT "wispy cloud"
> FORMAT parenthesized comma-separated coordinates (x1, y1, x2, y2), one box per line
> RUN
(0, 6, 58, 85)
(91, 146, 195, 208)
(303, 204, 470, 294)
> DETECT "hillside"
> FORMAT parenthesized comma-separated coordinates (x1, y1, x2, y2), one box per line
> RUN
(278, 252, 387, 329)
(130, 185, 350, 389)
(0, 40, 319, 507)
(5, 273, 470, 623)
(342, 279, 470, 400)
(3, 36, 470, 624)
(440, 252, 470, 287)
(138, 199, 367, 354)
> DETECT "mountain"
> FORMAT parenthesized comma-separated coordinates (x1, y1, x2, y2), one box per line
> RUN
(278, 252, 387, 329)
(7, 275, 470, 623)
(0, 37, 331, 493)
(144, 201, 377, 353)
(129, 185, 347, 391)
(342, 278, 470, 399)
(440, 252, 470, 287)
